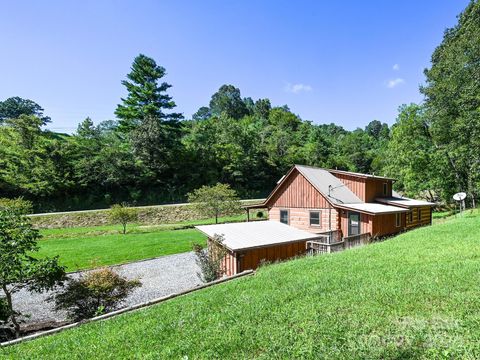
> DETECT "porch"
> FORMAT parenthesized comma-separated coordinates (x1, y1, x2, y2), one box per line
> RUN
(306, 230, 371, 255)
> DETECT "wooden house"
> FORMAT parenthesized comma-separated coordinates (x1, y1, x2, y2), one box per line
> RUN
(196, 165, 435, 276)
(252, 165, 434, 238)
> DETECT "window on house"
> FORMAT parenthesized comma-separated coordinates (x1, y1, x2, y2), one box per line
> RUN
(348, 212, 361, 236)
(310, 211, 320, 226)
(417, 208, 421, 221)
(280, 210, 289, 225)
(383, 182, 388, 196)
(409, 211, 413, 223)
(395, 213, 401, 227)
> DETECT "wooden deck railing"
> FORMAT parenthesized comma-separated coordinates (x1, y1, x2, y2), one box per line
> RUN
(306, 232, 371, 255)
(316, 230, 342, 244)
(343, 232, 371, 249)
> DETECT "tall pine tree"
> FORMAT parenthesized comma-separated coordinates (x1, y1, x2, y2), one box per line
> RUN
(115, 54, 182, 133)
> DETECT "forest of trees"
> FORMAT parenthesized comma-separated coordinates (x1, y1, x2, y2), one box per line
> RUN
(0, 1, 479, 212)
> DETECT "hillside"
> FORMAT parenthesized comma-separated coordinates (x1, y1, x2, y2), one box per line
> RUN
(2, 212, 480, 359)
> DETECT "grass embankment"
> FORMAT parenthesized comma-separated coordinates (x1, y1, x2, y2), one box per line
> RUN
(30, 199, 265, 229)
(36, 214, 251, 272)
(5, 211, 480, 358)
(432, 210, 455, 220)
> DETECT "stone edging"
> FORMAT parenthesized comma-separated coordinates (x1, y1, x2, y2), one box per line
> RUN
(0, 270, 254, 347)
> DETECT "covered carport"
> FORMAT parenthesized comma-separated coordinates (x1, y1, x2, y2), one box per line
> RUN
(195, 221, 321, 276)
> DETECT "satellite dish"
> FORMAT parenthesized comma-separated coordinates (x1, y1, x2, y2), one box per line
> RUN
(453, 192, 467, 215)
(453, 192, 466, 201)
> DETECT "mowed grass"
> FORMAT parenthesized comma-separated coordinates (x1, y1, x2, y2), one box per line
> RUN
(37, 229, 206, 272)
(5, 212, 480, 358)
(432, 210, 454, 219)
(35, 214, 258, 272)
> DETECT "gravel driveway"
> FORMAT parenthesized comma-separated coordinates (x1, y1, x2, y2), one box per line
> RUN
(12, 252, 202, 325)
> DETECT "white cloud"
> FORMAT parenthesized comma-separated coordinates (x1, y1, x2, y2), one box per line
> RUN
(393, 64, 400, 71)
(387, 78, 405, 88)
(284, 83, 313, 94)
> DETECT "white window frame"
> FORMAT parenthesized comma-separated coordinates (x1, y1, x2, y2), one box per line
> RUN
(279, 209, 289, 225)
(309, 210, 321, 227)
(395, 213, 401, 227)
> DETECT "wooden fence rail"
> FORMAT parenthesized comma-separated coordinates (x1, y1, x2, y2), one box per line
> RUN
(306, 232, 371, 255)
(343, 233, 371, 249)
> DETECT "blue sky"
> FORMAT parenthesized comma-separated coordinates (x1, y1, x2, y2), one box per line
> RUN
(0, 0, 469, 132)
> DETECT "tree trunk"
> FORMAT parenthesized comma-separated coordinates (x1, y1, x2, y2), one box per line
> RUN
(215, 212, 218, 224)
(2, 285, 20, 338)
(123, 223, 127, 234)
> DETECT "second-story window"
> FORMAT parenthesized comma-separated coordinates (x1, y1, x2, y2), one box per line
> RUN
(310, 211, 321, 226)
(383, 182, 388, 196)
(280, 210, 289, 225)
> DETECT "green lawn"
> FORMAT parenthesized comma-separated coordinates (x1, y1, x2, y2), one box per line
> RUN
(432, 210, 454, 219)
(35, 214, 258, 272)
(37, 228, 206, 272)
(5, 211, 480, 358)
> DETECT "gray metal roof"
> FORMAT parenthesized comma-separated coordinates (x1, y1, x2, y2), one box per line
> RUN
(376, 197, 435, 208)
(295, 165, 363, 205)
(196, 221, 321, 251)
(335, 202, 409, 214)
(327, 168, 396, 181)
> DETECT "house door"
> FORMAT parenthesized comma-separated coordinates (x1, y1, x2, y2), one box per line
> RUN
(348, 212, 361, 236)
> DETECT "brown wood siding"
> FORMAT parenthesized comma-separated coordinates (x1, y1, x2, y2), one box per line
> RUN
(340, 210, 371, 237)
(329, 172, 394, 202)
(269, 207, 339, 232)
(237, 240, 307, 274)
(406, 206, 432, 229)
(339, 210, 406, 238)
(332, 173, 367, 201)
(370, 213, 406, 237)
(268, 170, 331, 208)
(365, 178, 393, 202)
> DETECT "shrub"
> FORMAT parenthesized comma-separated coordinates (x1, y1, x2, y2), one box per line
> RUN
(193, 235, 227, 283)
(0, 197, 33, 215)
(53, 268, 141, 321)
(256, 211, 264, 218)
(109, 203, 139, 234)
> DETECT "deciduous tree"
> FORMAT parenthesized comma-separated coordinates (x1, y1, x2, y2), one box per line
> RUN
(109, 204, 139, 234)
(0, 209, 65, 337)
(421, 0, 480, 206)
(0, 97, 50, 125)
(187, 183, 241, 224)
(209, 85, 248, 120)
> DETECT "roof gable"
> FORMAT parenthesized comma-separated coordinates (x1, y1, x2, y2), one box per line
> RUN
(296, 165, 363, 205)
(263, 165, 362, 208)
